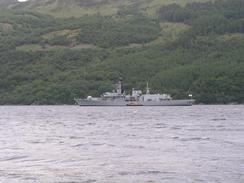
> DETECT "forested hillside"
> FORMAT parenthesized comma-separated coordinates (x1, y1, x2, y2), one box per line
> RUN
(0, 0, 243, 104)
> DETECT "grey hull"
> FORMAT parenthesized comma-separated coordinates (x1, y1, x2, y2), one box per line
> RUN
(141, 99, 195, 106)
(75, 99, 128, 106)
(75, 99, 194, 106)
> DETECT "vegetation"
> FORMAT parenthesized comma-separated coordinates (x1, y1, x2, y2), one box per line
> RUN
(0, 0, 243, 104)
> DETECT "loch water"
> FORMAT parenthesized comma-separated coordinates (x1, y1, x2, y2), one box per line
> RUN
(0, 105, 243, 183)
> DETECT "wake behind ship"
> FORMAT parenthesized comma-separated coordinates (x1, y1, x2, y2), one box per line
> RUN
(74, 80, 194, 106)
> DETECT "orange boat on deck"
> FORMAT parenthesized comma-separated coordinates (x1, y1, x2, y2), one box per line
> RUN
(126, 101, 143, 106)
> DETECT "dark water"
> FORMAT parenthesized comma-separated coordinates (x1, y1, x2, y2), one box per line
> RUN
(0, 105, 243, 183)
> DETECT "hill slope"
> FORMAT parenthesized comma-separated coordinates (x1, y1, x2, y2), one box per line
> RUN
(0, 0, 213, 17)
(0, 0, 243, 104)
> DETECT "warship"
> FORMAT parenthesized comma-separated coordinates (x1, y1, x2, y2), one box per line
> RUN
(74, 80, 194, 106)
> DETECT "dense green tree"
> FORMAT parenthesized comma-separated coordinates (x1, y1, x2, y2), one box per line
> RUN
(0, 0, 244, 104)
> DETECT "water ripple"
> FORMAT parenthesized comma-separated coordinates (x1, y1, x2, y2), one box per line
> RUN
(0, 105, 243, 183)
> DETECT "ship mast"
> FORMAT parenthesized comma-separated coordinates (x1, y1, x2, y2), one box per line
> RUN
(146, 82, 150, 94)
(116, 79, 122, 95)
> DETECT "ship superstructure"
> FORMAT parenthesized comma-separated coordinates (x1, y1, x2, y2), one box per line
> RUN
(74, 80, 127, 106)
(75, 81, 195, 106)
(126, 83, 194, 106)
